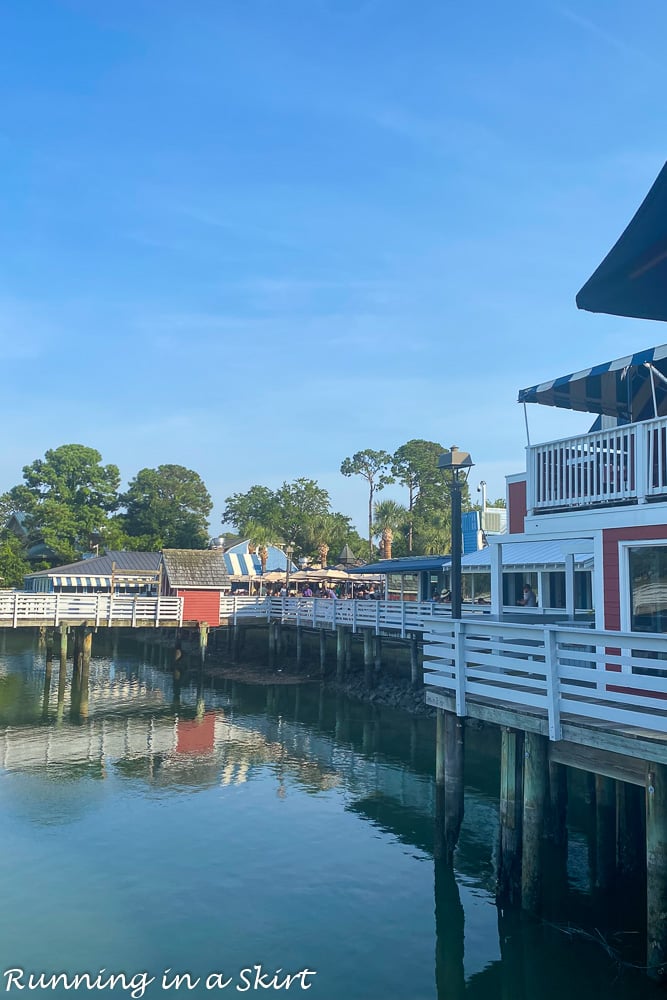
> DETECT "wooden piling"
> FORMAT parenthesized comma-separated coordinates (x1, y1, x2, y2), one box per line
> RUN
(198, 622, 209, 665)
(594, 774, 616, 893)
(617, 781, 644, 878)
(296, 626, 302, 670)
(336, 625, 345, 680)
(373, 635, 382, 680)
(444, 712, 465, 863)
(410, 633, 420, 687)
(344, 630, 351, 676)
(646, 763, 667, 981)
(547, 760, 568, 847)
(42, 636, 54, 718)
(363, 630, 373, 685)
(319, 629, 326, 675)
(521, 732, 548, 915)
(497, 728, 524, 907)
(79, 625, 92, 719)
(57, 626, 68, 722)
(434, 709, 447, 862)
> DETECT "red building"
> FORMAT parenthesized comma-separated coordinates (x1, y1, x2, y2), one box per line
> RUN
(161, 549, 231, 627)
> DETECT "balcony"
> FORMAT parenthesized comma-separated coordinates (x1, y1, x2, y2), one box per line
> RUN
(527, 415, 667, 513)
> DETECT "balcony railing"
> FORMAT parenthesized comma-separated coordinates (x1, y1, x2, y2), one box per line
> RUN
(527, 415, 667, 513)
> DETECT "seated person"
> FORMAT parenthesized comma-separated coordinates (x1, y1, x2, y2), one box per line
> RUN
(517, 584, 537, 607)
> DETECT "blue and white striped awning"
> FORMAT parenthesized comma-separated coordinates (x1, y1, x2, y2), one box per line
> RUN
(52, 576, 110, 588)
(518, 344, 667, 421)
(223, 552, 262, 577)
(50, 575, 153, 588)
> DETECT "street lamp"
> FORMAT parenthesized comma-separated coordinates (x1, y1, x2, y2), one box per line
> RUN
(285, 544, 294, 593)
(438, 446, 474, 620)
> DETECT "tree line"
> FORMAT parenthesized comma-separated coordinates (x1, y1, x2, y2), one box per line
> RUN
(0, 439, 502, 587)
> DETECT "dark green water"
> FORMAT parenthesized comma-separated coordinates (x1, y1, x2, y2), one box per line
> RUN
(0, 634, 661, 1000)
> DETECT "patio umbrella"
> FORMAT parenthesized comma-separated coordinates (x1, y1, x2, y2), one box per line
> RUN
(577, 161, 667, 321)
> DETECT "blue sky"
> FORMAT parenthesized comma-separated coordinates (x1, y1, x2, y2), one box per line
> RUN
(2, 0, 667, 537)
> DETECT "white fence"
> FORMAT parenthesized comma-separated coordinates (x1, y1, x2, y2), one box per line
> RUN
(423, 619, 667, 740)
(220, 595, 465, 635)
(0, 592, 183, 627)
(527, 413, 667, 511)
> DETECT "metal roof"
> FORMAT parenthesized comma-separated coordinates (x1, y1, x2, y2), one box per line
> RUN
(348, 556, 451, 575)
(25, 551, 161, 580)
(461, 540, 594, 571)
(162, 549, 231, 589)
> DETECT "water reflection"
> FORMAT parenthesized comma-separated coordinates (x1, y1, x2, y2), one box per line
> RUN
(0, 636, 662, 999)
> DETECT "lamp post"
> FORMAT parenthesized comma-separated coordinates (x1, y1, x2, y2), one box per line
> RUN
(285, 544, 294, 594)
(438, 446, 474, 620)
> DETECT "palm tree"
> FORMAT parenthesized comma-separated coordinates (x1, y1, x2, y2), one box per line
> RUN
(244, 520, 281, 576)
(372, 500, 408, 560)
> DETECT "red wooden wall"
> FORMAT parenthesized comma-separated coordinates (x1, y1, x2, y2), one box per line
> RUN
(177, 589, 221, 626)
(602, 524, 667, 629)
(508, 479, 527, 535)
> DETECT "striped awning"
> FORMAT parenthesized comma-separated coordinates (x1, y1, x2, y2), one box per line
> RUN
(50, 575, 154, 588)
(517, 344, 667, 421)
(223, 552, 262, 577)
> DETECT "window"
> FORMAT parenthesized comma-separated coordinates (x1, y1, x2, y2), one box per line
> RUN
(629, 545, 667, 633)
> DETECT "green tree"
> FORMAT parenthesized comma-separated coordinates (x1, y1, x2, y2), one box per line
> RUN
(392, 439, 451, 552)
(222, 486, 280, 537)
(7, 444, 121, 563)
(0, 535, 31, 588)
(340, 450, 394, 561)
(122, 464, 212, 549)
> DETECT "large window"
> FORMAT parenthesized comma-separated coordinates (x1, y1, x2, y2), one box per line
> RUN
(629, 545, 667, 633)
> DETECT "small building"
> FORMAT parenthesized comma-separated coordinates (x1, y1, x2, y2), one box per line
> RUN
(161, 549, 231, 626)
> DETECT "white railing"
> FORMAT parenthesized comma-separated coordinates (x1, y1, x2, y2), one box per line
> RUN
(265, 597, 461, 637)
(0, 593, 183, 627)
(530, 424, 637, 511)
(423, 619, 667, 740)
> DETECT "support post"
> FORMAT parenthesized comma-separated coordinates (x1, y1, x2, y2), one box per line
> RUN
(497, 728, 524, 907)
(79, 624, 92, 719)
(595, 774, 616, 894)
(319, 629, 326, 674)
(410, 633, 420, 688)
(617, 781, 644, 879)
(363, 629, 373, 685)
(57, 626, 68, 722)
(344, 629, 351, 677)
(444, 711, 465, 863)
(434, 709, 447, 862)
(199, 622, 209, 665)
(296, 626, 302, 670)
(42, 632, 54, 718)
(647, 764, 667, 981)
(521, 732, 548, 915)
(336, 625, 345, 681)
(373, 635, 382, 680)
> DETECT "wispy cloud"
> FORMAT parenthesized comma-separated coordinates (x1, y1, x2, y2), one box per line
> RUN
(552, 5, 659, 66)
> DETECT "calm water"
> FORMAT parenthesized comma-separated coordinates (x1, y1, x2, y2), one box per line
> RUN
(0, 634, 661, 1000)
